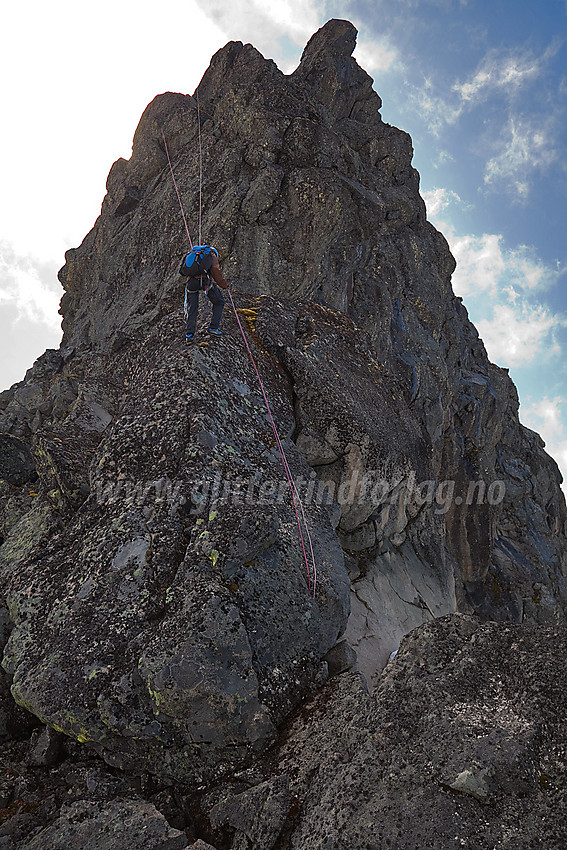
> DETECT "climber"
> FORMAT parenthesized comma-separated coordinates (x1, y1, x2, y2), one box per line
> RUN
(180, 245, 229, 344)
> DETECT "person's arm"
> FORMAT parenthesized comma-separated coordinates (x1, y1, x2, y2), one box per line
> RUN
(210, 254, 229, 289)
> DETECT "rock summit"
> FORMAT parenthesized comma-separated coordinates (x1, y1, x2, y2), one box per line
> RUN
(1, 18, 566, 849)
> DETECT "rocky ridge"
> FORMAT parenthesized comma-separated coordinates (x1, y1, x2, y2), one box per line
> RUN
(0, 18, 566, 849)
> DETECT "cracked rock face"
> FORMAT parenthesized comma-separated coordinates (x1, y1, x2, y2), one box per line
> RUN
(19, 798, 189, 850)
(274, 613, 567, 849)
(0, 16, 566, 825)
(184, 614, 567, 849)
(0, 305, 349, 784)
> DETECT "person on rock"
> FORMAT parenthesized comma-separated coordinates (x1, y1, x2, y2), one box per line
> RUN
(180, 245, 229, 345)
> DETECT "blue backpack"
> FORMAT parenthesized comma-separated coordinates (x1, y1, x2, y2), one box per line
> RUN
(179, 244, 218, 278)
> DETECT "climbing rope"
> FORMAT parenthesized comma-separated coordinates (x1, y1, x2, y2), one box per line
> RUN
(161, 105, 317, 597)
(227, 288, 317, 596)
(161, 129, 193, 250)
(196, 88, 203, 246)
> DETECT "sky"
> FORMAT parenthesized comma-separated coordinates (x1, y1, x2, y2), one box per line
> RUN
(2, 0, 567, 490)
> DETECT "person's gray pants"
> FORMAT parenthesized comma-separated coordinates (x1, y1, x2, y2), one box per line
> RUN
(185, 282, 225, 337)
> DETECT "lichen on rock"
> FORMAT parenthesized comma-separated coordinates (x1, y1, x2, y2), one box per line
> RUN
(0, 16, 567, 848)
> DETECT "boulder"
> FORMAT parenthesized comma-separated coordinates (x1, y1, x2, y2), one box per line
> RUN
(0, 19, 566, 846)
(276, 614, 567, 848)
(18, 798, 188, 850)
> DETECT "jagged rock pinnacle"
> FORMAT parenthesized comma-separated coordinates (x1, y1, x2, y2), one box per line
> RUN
(1, 20, 567, 847)
(299, 18, 358, 64)
(293, 18, 381, 118)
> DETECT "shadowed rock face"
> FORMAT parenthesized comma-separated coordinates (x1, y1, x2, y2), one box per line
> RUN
(275, 614, 567, 849)
(19, 798, 189, 850)
(0, 19, 567, 842)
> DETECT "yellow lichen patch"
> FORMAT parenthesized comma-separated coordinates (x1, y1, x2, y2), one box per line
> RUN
(49, 710, 102, 745)
(237, 307, 259, 335)
(76, 728, 93, 744)
(148, 686, 165, 709)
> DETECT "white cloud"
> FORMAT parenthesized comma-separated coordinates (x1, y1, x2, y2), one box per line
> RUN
(259, 0, 322, 37)
(201, 0, 323, 70)
(446, 231, 562, 300)
(409, 40, 561, 197)
(421, 187, 463, 218)
(475, 303, 564, 367)
(407, 78, 463, 135)
(203, 1, 398, 78)
(354, 37, 400, 75)
(483, 115, 558, 196)
(422, 185, 567, 486)
(451, 233, 506, 297)
(521, 397, 567, 493)
(421, 206, 567, 369)
(0, 245, 62, 331)
(449, 231, 566, 367)
(409, 43, 555, 138)
(0, 246, 63, 391)
(434, 149, 455, 168)
(453, 45, 557, 103)
(0, 1, 232, 262)
(0, 306, 62, 392)
(523, 396, 565, 442)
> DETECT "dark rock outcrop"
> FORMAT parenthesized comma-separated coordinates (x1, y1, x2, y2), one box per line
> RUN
(210, 775, 291, 849)
(0, 306, 350, 783)
(0, 17, 567, 847)
(274, 614, 567, 849)
(19, 798, 189, 850)
(0, 437, 35, 489)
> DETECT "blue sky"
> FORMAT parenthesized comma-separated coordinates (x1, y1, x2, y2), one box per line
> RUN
(2, 0, 566, 488)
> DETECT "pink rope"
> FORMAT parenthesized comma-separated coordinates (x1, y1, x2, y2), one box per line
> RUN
(227, 288, 317, 596)
(161, 129, 193, 250)
(161, 125, 317, 596)
(197, 90, 203, 246)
